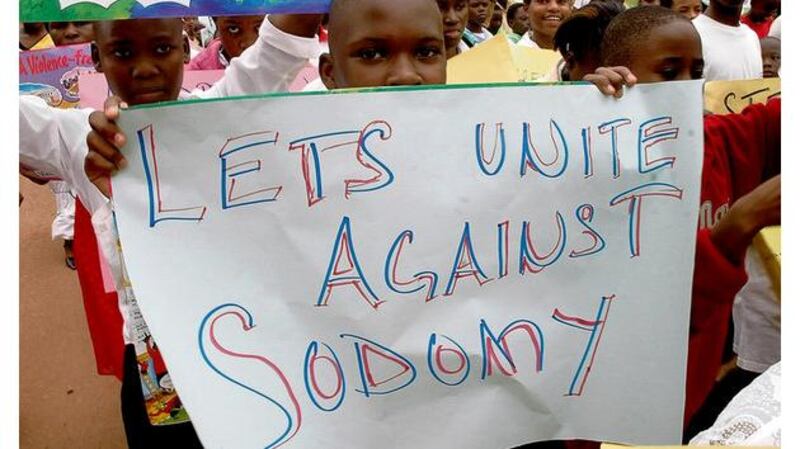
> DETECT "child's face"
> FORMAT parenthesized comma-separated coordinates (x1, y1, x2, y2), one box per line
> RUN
(48, 21, 94, 46)
(489, 8, 504, 34)
(468, 0, 492, 27)
(321, 0, 447, 89)
(627, 20, 704, 82)
(214, 15, 265, 59)
(528, 0, 572, 42)
(92, 19, 188, 106)
(670, 0, 703, 20)
(510, 6, 530, 35)
(760, 37, 780, 78)
(438, 0, 469, 53)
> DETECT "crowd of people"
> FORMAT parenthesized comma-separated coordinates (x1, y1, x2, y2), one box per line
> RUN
(19, 0, 781, 447)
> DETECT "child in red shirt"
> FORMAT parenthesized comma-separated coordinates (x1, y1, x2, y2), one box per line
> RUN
(741, 0, 779, 38)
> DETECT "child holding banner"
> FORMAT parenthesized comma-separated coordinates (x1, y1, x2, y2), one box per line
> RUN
(598, 5, 781, 437)
(77, 3, 641, 448)
(20, 13, 322, 448)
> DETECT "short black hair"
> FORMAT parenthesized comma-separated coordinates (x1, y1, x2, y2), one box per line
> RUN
(601, 5, 689, 66)
(553, 0, 625, 63)
(659, 0, 674, 7)
(507, 2, 526, 22)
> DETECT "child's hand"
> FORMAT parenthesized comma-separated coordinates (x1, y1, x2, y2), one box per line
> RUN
(85, 96, 129, 198)
(268, 14, 324, 38)
(711, 175, 781, 263)
(583, 66, 637, 98)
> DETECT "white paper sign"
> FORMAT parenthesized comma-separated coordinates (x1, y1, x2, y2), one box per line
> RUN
(113, 81, 704, 449)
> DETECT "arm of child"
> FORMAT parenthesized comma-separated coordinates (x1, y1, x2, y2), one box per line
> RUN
(196, 14, 322, 99)
(19, 95, 92, 184)
(85, 96, 128, 198)
(684, 176, 780, 423)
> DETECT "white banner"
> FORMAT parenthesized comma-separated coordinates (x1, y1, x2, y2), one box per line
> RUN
(113, 81, 704, 448)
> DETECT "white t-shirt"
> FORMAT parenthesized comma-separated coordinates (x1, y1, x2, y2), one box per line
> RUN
(733, 246, 781, 373)
(468, 27, 493, 44)
(458, 40, 471, 55)
(692, 14, 762, 81)
(516, 32, 541, 49)
(768, 16, 781, 39)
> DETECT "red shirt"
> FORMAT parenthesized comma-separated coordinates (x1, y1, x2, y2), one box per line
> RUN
(741, 15, 775, 39)
(684, 98, 781, 424)
(73, 199, 125, 380)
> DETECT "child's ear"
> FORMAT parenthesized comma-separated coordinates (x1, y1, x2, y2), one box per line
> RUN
(319, 53, 337, 90)
(91, 42, 103, 73)
(182, 34, 191, 64)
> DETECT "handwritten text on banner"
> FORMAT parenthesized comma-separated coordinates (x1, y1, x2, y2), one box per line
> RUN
(112, 82, 704, 448)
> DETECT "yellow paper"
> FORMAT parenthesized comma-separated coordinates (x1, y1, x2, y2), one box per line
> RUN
(704, 79, 781, 115)
(754, 226, 781, 300)
(447, 34, 519, 84)
(447, 33, 560, 84)
(510, 44, 562, 82)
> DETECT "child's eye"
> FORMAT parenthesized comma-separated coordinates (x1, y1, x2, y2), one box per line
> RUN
(659, 67, 679, 81)
(155, 44, 173, 55)
(416, 46, 442, 60)
(112, 48, 132, 59)
(357, 48, 386, 61)
(691, 66, 705, 80)
(227, 25, 241, 35)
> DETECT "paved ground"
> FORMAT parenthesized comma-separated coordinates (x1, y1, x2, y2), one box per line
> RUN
(20, 177, 127, 449)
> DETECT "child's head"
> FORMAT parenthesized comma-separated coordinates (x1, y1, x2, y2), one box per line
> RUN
(320, 0, 447, 89)
(748, 0, 779, 22)
(524, 0, 575, 49)
(553, 0, 625, 81)
(760, 36, 780, 78)
(48, 21, 95, 46)
(659, 0, 703, 20)
(488, 3, 505, 34)
(601, 6, 703, 82)
(468, 0, 493, 29)
(212, 15, 265, 60)
(437, 0, 469, 58)
(91, 19, 188, 106)
(507, 2, 530, 35)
